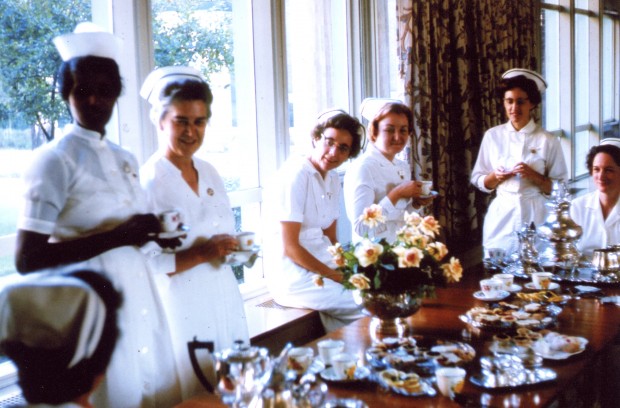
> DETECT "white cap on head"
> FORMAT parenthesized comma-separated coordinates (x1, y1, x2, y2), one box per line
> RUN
(140, 66, 205, 106)
(0, 273, 107, 369)
(360, 98, 403, 121)
(501, 68, 547, 92)
(317, 108, 348, 123)
(53, 22, 122, 62)
(600, 138, 620, 150)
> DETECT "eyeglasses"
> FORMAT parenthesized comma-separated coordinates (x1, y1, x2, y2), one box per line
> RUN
(321, 135, 352, 155)
(503, 98, 529, 106)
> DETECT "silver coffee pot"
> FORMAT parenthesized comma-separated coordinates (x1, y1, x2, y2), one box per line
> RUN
(538, 180, 582, 269)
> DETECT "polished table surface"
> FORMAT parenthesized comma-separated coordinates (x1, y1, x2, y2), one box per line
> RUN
(178, 265, 620, 407)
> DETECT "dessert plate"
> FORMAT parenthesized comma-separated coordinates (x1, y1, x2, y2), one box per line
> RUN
(150, 224, 190, 239)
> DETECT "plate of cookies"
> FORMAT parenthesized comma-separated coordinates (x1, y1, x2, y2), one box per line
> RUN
(459, 301, 561, 332)
(376, 368, 437, 397)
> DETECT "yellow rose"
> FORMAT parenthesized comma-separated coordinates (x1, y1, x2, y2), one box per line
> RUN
(392, 246, 423, 268)
(349, 273, 371, 290)
(313, 275, 325, 287)
(441, 257, 463, 283)
(419, 215, 441, 237)
(427, 241, 448, 261)
(354, 239, 384, 267)
(360, 204, 386, 228)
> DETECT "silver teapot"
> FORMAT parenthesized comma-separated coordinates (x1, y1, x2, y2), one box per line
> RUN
(189, 338, 270, 406)
(516, 222, 540, 269)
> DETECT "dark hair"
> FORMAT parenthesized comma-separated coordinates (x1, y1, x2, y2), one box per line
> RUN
(4, 270, 122, 404)
(157, 79, 214, 122)
(58, 56, 123, 101)
(496, 75, 542, 106)
(368, 102, 414, 142)
(311, 112, 365, 158)
(586, 144, 620, 174)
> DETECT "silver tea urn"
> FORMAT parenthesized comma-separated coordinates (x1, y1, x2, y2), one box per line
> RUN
(538, 181, 582, 269)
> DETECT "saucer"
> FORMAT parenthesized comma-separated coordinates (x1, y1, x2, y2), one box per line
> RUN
(151, 224, 189, 239)
(224, 249, 260, 266)
(525, 282, 560, 291)
(473, 290, 510, 302)
(419, 190, 439, 200)
(320, 366, 371, 383)
(506, 284, 522, 293)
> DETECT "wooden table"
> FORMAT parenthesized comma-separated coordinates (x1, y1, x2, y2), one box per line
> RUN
(179, 265, 620, 407)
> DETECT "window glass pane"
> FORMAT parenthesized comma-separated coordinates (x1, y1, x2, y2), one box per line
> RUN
(541, 9, 560, 131)
(151, 0, 258, 192)
(376, 0, 401, 99)
(574, 130, 589, 176)
(542, 0, 559, 4)
(150, 0, 259, 283)
(285, 0, 350, 157)
(575, 0, 589, 10)
(602, 15, 614, 121)
(574, 13, 589, 126)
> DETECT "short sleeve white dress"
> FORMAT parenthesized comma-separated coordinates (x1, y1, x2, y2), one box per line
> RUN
(263, 156, 364, 333)
(141, 151, 249, 399)
(18, 124, 182, 408)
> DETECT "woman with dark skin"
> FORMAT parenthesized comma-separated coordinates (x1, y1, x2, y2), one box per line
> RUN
(14, 23, 182, 407)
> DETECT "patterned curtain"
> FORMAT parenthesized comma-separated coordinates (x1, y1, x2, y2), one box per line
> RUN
(397, 0, 540, 252)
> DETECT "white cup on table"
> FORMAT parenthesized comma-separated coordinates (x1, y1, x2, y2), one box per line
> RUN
(331, 352, 358, 380)
(317, 339, 345, 366)
(435, 367, 466, 398)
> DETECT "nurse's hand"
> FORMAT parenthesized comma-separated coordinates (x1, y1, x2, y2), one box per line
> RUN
(113, 213, 161, 247)
(512, 162, 550, 193)
(200, 234, 239, 262)
(388, 180, 423, 205)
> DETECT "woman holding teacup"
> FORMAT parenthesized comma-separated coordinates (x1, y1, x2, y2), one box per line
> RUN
(264, 110, 366, 332)
(471, 68, 568, 255)
(140, 66, 249, 399)
(344, 98, 433, 242)
(14, 24, 183, 407)
(570, 139, 620, 257)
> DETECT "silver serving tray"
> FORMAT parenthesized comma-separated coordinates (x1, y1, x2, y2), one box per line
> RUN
(503, 263, 619, 285)
(470, 367, 557, 389)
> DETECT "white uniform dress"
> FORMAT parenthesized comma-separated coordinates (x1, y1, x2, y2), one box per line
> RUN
(344, 143, 417, 242)
(264, 156, 364, 333)
(570, 190, 620, 258)
(140, 152, 249, 399)
(471, 119, 568, 254)
(17, 124, 182, 408)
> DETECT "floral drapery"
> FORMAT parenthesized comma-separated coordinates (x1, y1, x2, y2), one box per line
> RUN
(396, 0, 540, 252)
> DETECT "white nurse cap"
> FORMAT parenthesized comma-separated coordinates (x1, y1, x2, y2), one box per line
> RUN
(53, 22, 122, 62)
(140, 66, 206, 105)
(360, 98, 404, 121)
(502, 68, 547, 92)
(0, 273, 107, 369)
(600, 138, 620, 150)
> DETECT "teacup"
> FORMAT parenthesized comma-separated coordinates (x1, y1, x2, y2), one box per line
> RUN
(317, 339, 345, 366)
(159, 209, 182, 232)
(236, 232, 256, 251)
(492, 273, 514, 291)
(287, 347, 314, 374)
(480, 278, 503, 298)
(420, 180, 433, 196)
(531, 272, 553, 289)
(331, 353, 358, 380)
(435, 367, 466, 398)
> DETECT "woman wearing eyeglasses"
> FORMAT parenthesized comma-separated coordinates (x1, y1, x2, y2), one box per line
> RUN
(344, 99, 431, 243)
(264, 110, 365, 332)
(471, 68, 567, 255)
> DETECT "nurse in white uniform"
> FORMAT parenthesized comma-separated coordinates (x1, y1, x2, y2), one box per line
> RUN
(264, 110, 366, 332)
(344, 99, 432, 242)
(471, 68, 567, 255)
(570, 139, 620, 257)
(14, 24, 182, 407)
(140, 66, 249, 399)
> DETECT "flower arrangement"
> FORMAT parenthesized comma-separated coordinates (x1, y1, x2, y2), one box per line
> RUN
(319, 204, 463, 297)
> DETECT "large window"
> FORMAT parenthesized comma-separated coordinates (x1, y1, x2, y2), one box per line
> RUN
(541, 0, 620, 182)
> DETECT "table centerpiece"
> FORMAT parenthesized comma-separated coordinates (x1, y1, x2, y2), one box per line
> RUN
(321, 204, 463, 341)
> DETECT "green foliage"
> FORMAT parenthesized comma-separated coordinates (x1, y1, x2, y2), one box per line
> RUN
(0, 0, 234, 148)
(152, 0, 234, 82)
(0, 0, 90, 145)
